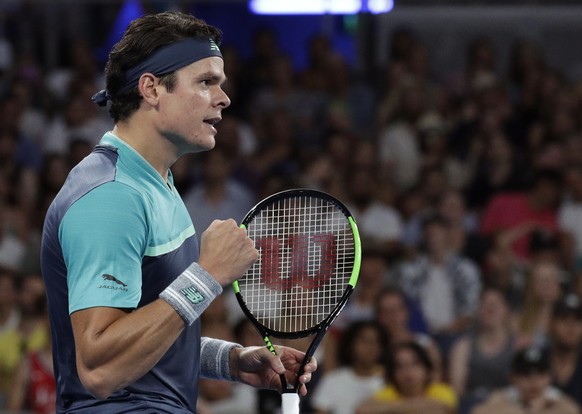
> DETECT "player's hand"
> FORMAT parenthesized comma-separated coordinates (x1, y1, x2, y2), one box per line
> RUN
(198, 219, 258, 286)
(229, 345, 317, 396)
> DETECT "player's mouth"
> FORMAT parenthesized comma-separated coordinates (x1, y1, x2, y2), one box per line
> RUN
(203, 117, 221, 133)
(204, 117, 221, 126)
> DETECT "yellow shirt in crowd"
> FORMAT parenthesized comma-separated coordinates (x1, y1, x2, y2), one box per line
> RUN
(373, 382, 458, 409)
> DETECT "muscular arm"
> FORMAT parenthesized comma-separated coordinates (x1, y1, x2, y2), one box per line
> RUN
(71, 300, 184, 399)
(71, 219, 258, 399)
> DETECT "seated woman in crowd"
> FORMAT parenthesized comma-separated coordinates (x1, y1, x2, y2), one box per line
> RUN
(311, 320, 387, 414)
(375, 286, 442, 379)
(514, 260, 564, 349)
(448, 287, 517, 414)
(356, 341, 457, 414)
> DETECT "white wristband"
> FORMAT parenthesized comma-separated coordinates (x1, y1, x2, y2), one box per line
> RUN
(159, 262, 222, 326)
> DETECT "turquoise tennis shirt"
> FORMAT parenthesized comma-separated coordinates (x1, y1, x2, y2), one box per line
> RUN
(41, 132, 202, 413)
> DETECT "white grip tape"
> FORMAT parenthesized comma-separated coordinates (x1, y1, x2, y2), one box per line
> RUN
(281, 393, 300, 414)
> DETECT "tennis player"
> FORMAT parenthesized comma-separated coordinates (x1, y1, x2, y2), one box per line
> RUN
(40, 11, 316, 413)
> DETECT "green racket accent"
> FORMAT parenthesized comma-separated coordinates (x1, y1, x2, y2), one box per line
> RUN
(348, 216, 361, 288)
(263, 336, 276, 354)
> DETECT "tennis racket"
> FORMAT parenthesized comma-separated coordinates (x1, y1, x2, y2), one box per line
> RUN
(232, 188, 361, 414)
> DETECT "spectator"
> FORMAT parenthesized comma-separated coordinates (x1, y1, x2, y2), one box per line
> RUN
(446, 37, 498, 101)
(515, 260, 564, 349)
(377, 77, 424, 191)
(332, 249, 388, 332)
(549, 293, 582, 406)
(464, 130, 525, 211)
(0, 269, 21, 406)
(344, 167, 404, 257)
(558, 164, 582, 272)
(374, 286, 442, 380)
(183, 146, 257, 238)
(471, 347, 579, 414)
(250, 53, 324, 151)
(311, 321, 386, 414)
(393, 213, 482, 357)
(43, 88, 112, 155)
(356, 341, 457, 414)
(323, 53, 376, 140)
(402, 188, 482, 260)
(479, 168, 563, 262)
(448, 287, 517, 413)
(5, 296, 54, 414)
(482, 231, 529, 310)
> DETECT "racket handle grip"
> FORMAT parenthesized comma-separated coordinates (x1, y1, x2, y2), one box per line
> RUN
(281, 392, 300, 414)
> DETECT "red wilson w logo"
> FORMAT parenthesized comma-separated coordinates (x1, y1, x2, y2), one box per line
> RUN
(257, 233, 336, 291)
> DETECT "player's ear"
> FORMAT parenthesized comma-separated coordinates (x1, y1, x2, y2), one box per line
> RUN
(139, 73, 159, 106)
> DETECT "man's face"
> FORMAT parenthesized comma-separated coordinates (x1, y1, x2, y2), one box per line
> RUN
(551, 314, 582, 349)
(511, 371, 552, 404)
(157, 56, 230, 154)
(377, 293, 409, 333)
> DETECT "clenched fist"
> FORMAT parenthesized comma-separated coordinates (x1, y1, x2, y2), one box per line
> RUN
(197, 219, 258, 286)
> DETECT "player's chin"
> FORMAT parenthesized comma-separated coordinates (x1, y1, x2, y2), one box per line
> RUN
(191, 136, 216, 152)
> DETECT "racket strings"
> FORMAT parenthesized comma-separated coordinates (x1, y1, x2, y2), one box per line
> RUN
(238, 195, 355, 334)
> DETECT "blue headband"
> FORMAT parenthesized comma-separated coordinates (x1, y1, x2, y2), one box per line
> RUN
(92, 37, 222, 107)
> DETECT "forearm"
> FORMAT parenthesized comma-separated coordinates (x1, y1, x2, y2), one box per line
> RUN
(73, 299, 185, 398)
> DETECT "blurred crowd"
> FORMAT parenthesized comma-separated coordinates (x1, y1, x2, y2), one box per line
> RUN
(1, 4, 582, 414)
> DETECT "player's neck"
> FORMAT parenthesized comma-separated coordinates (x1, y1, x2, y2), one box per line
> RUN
(112, 123, 175, 181)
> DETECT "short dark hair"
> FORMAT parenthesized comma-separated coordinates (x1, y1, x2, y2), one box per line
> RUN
(374, 285, 408, 319)
(337, 320, 388, 367)
(385, 341, 433, 389)
(511, 347, 550, 375)
(105, 12, 222, 122)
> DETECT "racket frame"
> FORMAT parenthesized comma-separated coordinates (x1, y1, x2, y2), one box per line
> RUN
(232, 188, 361, 393)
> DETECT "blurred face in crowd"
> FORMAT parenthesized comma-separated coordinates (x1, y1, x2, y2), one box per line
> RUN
(376, 291, 409, 335)
(511, 371, 552, 404)
(530, 262, 562, 305)
(0, 272, 16, 313)
(393, 347, 430, 398)
(359, 254, 385, 288)
(551, 313, 582, 350)
(437, 190, 466, 225)
(19, 274, 47, 316)
(423, 221, 450, 256)
(478, 289, 510, 330)
(352, 326, 384, 368)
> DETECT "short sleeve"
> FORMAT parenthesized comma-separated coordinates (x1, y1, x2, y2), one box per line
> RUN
(60, 182, 149, 314)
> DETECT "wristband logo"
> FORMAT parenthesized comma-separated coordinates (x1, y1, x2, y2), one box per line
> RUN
(181, 286, 205, 304)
